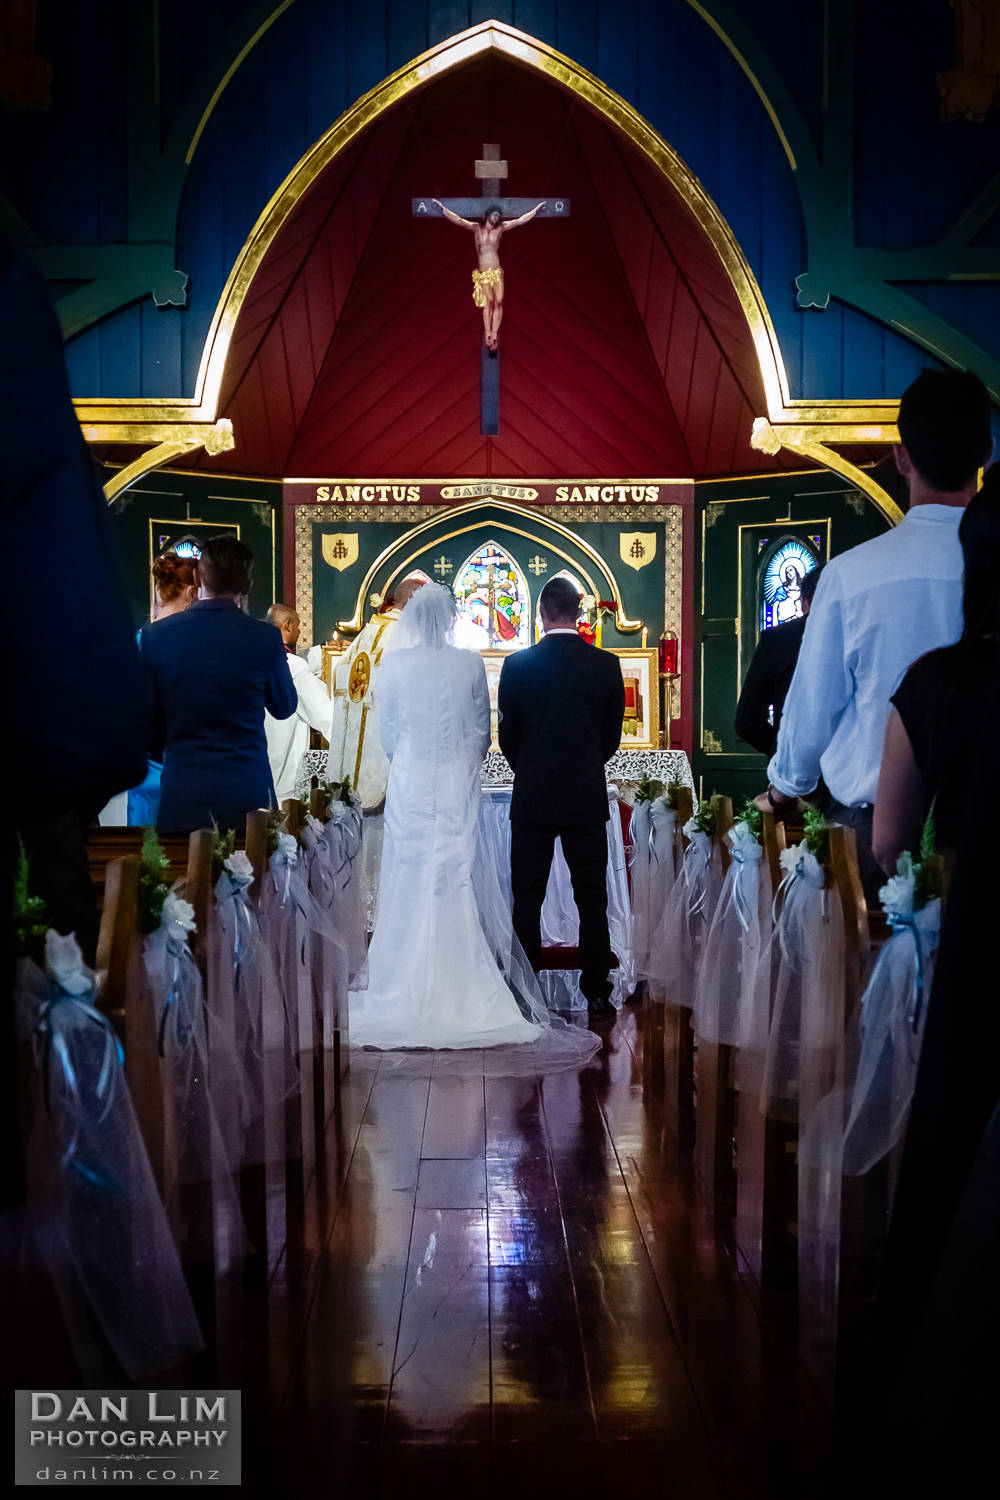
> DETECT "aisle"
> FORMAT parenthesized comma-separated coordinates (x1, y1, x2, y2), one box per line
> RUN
(245, 1002, 829, 1499)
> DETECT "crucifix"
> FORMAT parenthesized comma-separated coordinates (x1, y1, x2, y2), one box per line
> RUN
(413, 145, 570, 435)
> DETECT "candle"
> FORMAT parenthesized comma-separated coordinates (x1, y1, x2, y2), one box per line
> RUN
(659, 633, 678, 676)
(641, 626, 648, 649)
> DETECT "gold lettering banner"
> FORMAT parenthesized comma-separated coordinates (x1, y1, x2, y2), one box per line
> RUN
(284, 478, 693, 508)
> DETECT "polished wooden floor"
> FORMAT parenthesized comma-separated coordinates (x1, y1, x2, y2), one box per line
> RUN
(235, 1001, 830, 1499)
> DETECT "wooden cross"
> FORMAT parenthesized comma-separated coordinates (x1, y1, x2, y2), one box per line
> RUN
(413, 145, 570, 435)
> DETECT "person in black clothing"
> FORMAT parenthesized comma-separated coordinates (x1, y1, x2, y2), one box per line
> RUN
(498, 576, 626, 1018)
(733, 563, 824, 755)
(874, 472, 1000, 869)
(4, 243, 147, 1207)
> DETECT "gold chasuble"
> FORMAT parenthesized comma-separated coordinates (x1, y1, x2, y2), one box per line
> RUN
(326, 610, 399, 811)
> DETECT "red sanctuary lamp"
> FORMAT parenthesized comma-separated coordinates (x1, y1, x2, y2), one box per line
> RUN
(659, 630, 679, 749)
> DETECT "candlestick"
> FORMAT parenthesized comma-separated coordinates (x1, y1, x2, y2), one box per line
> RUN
(641, 626, 648, 649)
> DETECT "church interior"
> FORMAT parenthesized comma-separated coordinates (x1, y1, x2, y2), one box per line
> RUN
(4, 2, 1000, 1496)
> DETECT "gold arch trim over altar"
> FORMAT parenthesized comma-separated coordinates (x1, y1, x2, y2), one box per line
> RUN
(78, 18, 900, 519)
(340, 501, 642, 633)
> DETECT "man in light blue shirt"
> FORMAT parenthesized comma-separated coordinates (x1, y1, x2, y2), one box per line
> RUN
(760, 369, 993, 897)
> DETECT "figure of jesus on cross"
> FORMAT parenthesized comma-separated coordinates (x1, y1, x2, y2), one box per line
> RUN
(432, 197, 546, 351)
(413, 144, 569, 430)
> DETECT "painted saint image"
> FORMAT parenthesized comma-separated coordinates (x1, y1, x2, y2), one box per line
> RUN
(773, 559, 805, 623)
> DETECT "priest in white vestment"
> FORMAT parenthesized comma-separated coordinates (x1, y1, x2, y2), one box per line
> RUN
(326, 574, 427, 928)
(326, 575, 427, 810)
(264, 603, 332, 802)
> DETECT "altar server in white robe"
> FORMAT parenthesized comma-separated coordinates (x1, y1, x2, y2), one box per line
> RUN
(264, 603, 333, 802)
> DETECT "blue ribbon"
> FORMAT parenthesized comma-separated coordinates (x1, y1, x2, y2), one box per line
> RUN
(888, 913, 927, 1033)
(157, 943, 195, 1057)
(231, 892, 250, 995)
(36, 986, 124, 1190)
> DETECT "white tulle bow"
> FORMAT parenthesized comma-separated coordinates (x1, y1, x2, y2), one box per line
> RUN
(775, 845, 825, 970)
(728, 821, 763, 864)
(682, 829, 712, 917)
(727, 823, 763, 929)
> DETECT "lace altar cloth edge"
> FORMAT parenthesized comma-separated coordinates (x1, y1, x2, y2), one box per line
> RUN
(296, 748, 693, 800)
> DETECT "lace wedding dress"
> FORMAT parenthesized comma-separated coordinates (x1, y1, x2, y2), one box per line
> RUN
(349, 584, 599, 1070)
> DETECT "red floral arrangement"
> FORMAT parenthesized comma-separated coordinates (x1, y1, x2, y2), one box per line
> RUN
(577, 621, 597, 644)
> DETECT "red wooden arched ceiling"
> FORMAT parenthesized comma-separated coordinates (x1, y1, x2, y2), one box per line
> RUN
(193, 54, 804, 480)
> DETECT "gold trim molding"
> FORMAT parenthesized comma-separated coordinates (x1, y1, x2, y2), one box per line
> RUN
(750, 418, 901, 523)
(101, 420, 235, 502)
(74, 18, 900, 483)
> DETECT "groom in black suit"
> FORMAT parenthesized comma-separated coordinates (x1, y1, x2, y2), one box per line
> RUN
(498, 577, 626, 1018)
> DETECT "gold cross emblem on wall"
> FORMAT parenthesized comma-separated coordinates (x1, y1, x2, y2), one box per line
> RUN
(433, 555, 453, 576)
(528, 554, 547, 576)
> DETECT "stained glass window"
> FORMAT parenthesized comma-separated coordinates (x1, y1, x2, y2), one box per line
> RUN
(455, 541, 530, 649)
(759, 538, 818, 633)
(156, 533, 203, 559)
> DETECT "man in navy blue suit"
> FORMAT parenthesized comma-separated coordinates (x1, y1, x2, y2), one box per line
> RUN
(498, 576, 626, 1017)
(140, 535, 297, 832)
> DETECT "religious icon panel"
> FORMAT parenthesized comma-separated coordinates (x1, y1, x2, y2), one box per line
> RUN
(758, 537, 819, 633)
(611, 648, 659, 749)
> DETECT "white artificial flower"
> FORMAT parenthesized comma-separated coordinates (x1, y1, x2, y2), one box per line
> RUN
(305, 814, 324, 835)
(879, 852, 915, 920)
(162, 889, 196, 934)
(44, 931, 92, 996)
(224, 850, 254, 882)
(729, 820, 762, 860)
(682, 816, 699, 839)
(276, 832, 299, 863)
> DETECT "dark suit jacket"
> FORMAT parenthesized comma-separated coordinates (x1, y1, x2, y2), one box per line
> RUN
(498, 632, 626, 826)
(4, 244, 147, 815)
(733, 615, 806, 756)
(141, 599, 297, 831)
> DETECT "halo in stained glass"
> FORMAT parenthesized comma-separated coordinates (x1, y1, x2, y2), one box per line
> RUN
(173, 538, 202, 559)
(455, 541, 530, 649)
(759, 538, 817, 633)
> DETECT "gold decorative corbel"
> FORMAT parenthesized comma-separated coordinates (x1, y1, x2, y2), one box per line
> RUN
(99, 419, 235, 503)
(750, 417, 902, 524)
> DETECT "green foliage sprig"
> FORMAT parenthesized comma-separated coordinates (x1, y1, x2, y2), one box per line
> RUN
(265, 807, 287, 857)
(210, 827, 237, 882)
(912, 809, 943, 911)
(14, 841, 48, 964)
(321, 776, 357, 806)
(736, 797, 763, 842)
(802, 805, 829, 863)
(662, 776, 686, 812)
(634, 773, 665, 804)
(691, 792, 722, 835)
(138, 826, 171, 935)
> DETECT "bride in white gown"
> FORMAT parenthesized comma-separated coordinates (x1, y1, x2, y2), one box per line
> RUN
(349, 583, 599, 1067)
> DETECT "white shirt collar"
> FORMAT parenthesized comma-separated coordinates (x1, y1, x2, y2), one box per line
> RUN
(543, 628, 582, 636)
(901, 503, 966, 524)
